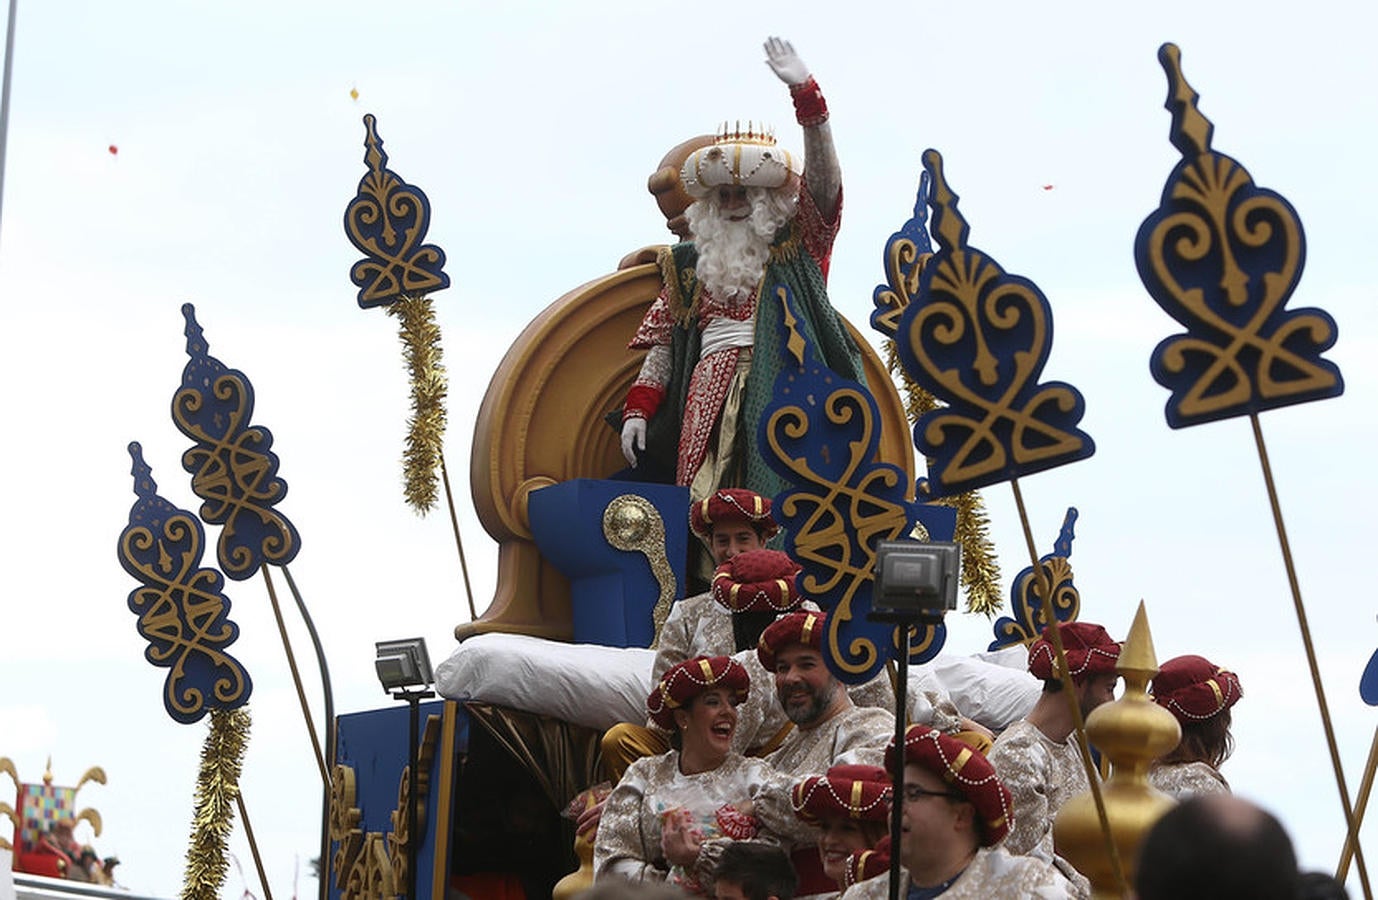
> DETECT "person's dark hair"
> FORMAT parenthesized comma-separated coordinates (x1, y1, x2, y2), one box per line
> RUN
(1134, 795, 1299, 900)
(1042, 677, 1065, 694)
(732, 610, 776, 653)
(1298, 870, 1350, 899)
(1160, 706, 1234, 769)
(714, 841, 797, 900)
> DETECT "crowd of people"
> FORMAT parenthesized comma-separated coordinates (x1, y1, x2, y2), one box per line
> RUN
(570, 485, 1275, 898)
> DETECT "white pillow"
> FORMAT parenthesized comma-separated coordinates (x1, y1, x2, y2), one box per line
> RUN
(434, 633, 655, 731)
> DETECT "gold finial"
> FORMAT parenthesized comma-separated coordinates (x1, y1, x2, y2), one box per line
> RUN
(1158, 43, 1213, 159)
(43, 757, 53, 785)
(1054, 601, 1181, 896)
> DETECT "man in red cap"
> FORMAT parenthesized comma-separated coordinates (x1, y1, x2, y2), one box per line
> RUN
(843, 725, 1076, 897)
(985, 621, 1120, 873)
(755, 611, 893, 774)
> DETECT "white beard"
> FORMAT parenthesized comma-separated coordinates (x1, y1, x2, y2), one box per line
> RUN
(688, 187, 798, 303)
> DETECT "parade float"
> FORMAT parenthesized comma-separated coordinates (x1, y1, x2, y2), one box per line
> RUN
(5, 36, 1357, 900)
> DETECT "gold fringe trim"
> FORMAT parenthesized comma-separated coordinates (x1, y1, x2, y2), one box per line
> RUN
(388, 295, 448, 514)
(884, 342, 1003, 616)
(181, 708, 251, 900)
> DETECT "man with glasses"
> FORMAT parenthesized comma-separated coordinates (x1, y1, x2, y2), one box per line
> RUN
(841, 725, 1076, 898)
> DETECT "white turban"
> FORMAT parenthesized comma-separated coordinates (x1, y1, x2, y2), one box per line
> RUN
(680, 133, 800, 199)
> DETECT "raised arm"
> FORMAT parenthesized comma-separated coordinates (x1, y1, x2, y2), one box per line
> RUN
(764, 36, 840, 223)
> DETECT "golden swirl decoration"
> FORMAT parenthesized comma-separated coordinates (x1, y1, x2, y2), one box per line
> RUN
(1136, 44, 1342, 427)
(602, 495, 677, 647)
(343, 833, 396, 900)
(329, 765, 363, 889)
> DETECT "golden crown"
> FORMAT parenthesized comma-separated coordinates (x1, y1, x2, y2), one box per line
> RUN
(715, 120, 777, 146)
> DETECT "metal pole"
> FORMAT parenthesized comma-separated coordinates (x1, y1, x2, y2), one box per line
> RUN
(0, 0, 20, 243)
(888, 626, 909, 900)
(408, 693, 421, 900)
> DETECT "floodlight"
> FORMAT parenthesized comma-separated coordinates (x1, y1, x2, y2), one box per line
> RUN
(374, 638, 433, 693)
(872, 540, 961, 624)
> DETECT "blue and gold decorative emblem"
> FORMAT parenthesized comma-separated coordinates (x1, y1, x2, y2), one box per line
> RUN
(172, 304, 301, 580)
(1135, 44, 1342, 428)
(759, 284, 946, 684)
(893, 150, 1094, 499)
(989, 508, 1080, 651)
(871, 170, 933, 340)
(344, 114, 450, 309)
(117, 443, 252, 724)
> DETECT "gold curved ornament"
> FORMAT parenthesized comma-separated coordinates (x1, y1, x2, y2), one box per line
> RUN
(388, 766, 412, 892)
(73, 809, 102, 838)
(603, 495, 676, 646)
(343, 833, 396, 900)
(329, 764, 362, 842)
(0, 758, 16, 791)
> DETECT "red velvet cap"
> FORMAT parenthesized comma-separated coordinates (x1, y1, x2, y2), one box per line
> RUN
(646, 655, 749, 730)
(1027, 621, 1121, 682)
(885, 724, 1012, 847)
(689, 488, 779, 542)
(791, 764, 891, 825)
(756, 610, 826, 672)
(843, 837, 891, 888)
(712, 548, 804, 613)
(1152, 654, 1243, 724)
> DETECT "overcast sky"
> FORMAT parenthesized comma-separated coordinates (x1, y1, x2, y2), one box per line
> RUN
(2, 1, 1377, 897)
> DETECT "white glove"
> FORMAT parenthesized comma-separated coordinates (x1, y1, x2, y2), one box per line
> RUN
(621, 417, 647, 468)
(764, 36, 810, 86)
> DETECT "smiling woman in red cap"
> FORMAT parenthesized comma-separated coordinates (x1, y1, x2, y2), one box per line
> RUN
(1148, 654, 1244, 798)
(594, 656, 779, 894)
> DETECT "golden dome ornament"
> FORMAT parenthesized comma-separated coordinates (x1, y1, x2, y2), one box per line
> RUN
(1053, 601, 1181, 897)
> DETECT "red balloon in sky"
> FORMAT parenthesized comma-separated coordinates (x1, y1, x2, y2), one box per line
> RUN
(108, 145, 118, 156)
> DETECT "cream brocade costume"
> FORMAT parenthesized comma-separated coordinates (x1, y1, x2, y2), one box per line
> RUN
(1148, 760, 1229, 799)
(986, 719, 1091, 861)
(593, 751, 774, 891)
(839, 848, 1076, 899)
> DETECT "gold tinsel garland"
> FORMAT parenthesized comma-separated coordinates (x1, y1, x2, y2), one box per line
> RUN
(884, 342, 1003, 616)
(182, 708, 251, 900)
(388, 295, 448, 513)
